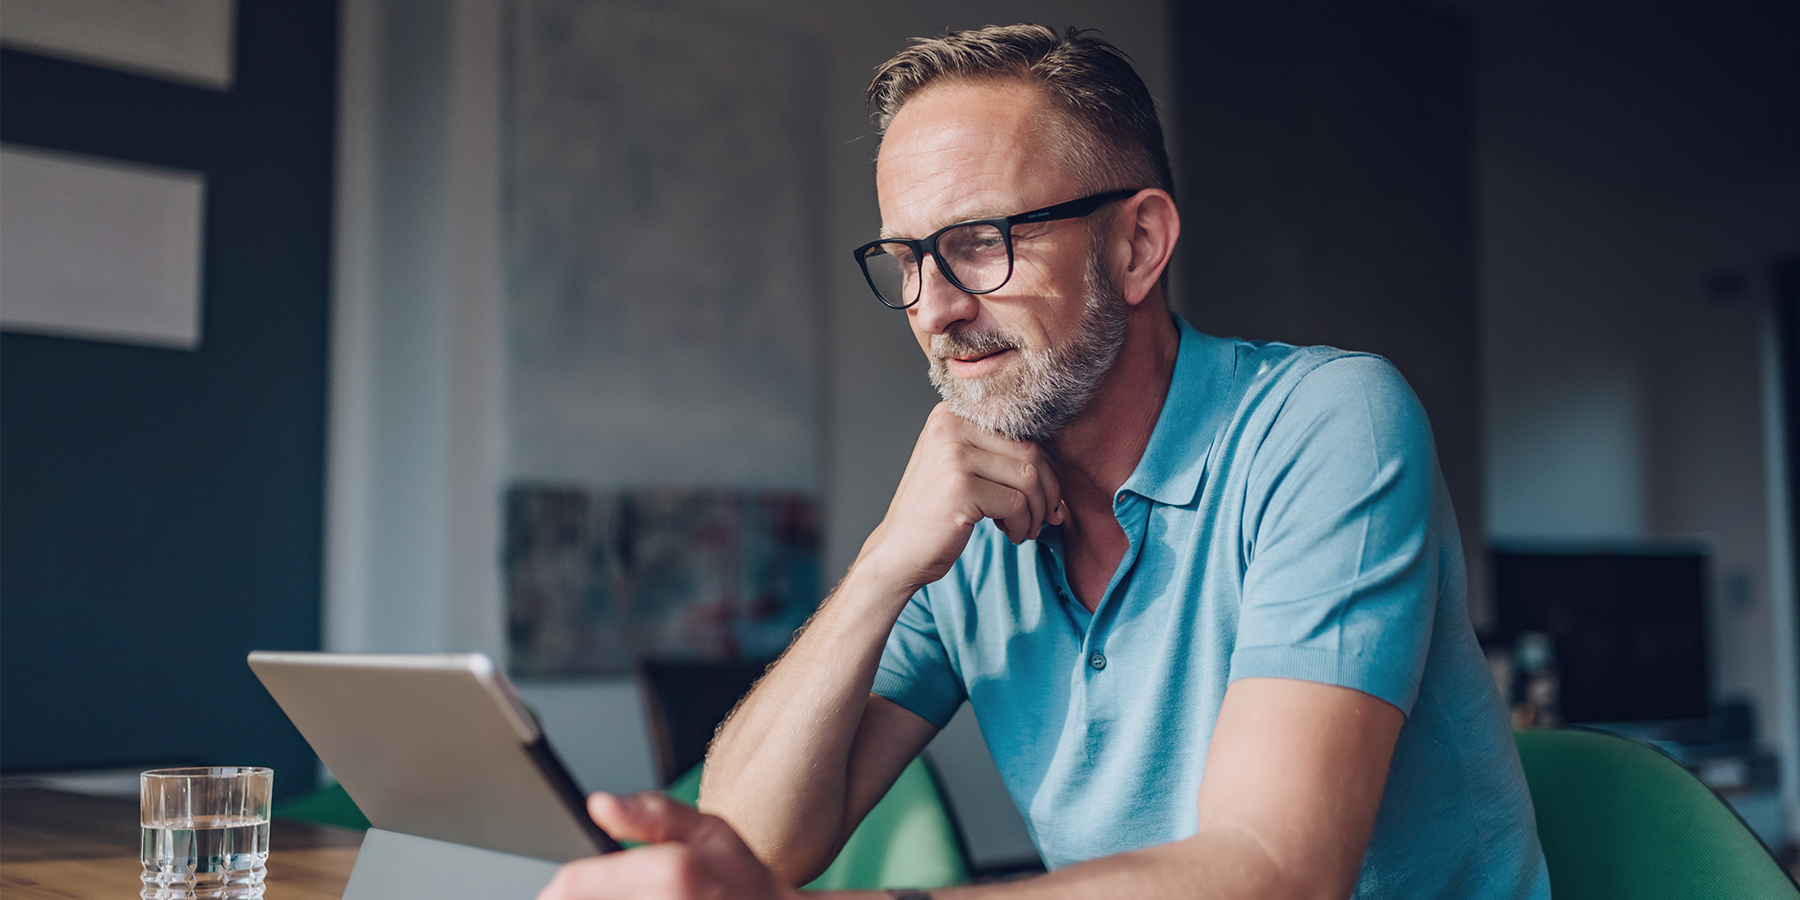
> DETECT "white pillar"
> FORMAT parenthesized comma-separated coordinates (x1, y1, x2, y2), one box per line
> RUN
(324, 0, 505, 660)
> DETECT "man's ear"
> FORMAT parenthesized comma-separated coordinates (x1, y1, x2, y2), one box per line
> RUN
(1111, 189, 1180, 307)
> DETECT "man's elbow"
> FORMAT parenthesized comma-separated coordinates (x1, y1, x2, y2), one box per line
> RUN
(752, 832, 846, 889)
(696, 800, 845, 889)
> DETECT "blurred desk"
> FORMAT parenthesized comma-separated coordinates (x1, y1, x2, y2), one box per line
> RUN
(0, 787, 362, 900)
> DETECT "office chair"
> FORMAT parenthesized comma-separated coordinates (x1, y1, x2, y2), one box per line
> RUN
(634, 657, 774, 787)
(271, 780, 371, 830)
(666, 755, 969, 891)
(1515, 727, 1798, 899)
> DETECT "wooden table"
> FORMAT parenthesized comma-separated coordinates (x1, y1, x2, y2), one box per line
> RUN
(1, 787, 362, 899)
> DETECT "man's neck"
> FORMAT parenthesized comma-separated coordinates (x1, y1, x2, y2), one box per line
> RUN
(1045, 308, 1181, 520)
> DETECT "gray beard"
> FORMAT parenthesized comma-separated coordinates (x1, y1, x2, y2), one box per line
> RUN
(927, 249, 1128, 443)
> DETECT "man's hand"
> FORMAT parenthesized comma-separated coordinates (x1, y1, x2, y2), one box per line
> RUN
(536, 792, 800, 900)
(858, 403, 1064, 593)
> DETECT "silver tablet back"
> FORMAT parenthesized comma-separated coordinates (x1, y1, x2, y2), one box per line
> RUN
(248, 651, 615, 863)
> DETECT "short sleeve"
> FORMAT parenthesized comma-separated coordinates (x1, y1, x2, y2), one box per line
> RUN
(871, 586, 967, 729)
(1228, 356, 1441, 716)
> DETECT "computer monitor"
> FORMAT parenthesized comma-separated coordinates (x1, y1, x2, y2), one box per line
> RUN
(1492, 546, 1710, 723)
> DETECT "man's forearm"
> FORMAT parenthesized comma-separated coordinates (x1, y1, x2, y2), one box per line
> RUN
(701, 559, 923, 882)
(811, 830, 1322, 900)
(705, 403, 1062, 886)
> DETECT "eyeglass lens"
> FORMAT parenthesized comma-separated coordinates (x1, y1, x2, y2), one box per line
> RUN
(862, 222, 1012, 308)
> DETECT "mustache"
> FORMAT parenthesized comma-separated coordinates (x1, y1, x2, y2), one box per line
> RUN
(931, 328, 1018, 361)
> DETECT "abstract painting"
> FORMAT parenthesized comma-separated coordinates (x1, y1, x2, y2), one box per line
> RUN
(505, 485, 821, 674)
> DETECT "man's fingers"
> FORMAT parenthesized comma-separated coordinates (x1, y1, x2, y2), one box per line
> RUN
(590, 792, 757, 861)
(953, 417, 1047, 466)
(1031, 454, 1064, 529)
(868, 402, 1065, 589)
(939, 414, 1063, 533)
(587, 791, 709, 845)
(549, 792, 788, 900)
(957, 447, 1061, 539)
(957, 450, 1044, 538)
(963, 475, 1037, 543)
(535, 843, 698, 900)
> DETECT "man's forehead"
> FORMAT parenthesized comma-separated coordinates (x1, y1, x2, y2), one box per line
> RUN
(875, 176, 1019, 239)
(874, 79, 1070, 236)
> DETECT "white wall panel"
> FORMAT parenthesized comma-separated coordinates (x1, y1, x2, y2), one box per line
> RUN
(0, 145, 204, 349)
(0, 0, 235, 90)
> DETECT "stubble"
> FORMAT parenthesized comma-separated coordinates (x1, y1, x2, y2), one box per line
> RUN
(926, 245, 1128, 443)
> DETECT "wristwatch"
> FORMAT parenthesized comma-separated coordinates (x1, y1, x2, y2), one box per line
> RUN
(888, 891, 933, 900)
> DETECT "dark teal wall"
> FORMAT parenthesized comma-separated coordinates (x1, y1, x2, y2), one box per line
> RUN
(1, 2, 336, 793)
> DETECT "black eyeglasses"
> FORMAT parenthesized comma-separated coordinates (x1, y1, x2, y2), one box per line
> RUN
(852, 188, 1139, 310)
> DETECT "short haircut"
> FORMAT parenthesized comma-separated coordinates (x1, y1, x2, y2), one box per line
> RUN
(868, 24, 1175, 202)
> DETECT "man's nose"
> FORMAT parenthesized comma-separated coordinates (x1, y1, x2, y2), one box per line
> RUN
(909, 254, 979, 335)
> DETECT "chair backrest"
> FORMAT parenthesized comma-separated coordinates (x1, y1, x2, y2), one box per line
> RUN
(634, 658, 773, 786)
(1515, 728, 1798, 900)
(271, 780, 371, 830)
(666, 757, 969, 891)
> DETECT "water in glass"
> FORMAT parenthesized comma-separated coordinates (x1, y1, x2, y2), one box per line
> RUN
(140, 813, 269, 899)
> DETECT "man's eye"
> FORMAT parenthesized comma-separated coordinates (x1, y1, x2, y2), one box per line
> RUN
(943, 225, 1004, 257)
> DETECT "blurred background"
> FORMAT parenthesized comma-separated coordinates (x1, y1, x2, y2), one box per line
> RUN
(2, 0, 1796, 875)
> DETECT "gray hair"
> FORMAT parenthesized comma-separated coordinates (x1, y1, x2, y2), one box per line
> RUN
(868, 24, 1175, 201)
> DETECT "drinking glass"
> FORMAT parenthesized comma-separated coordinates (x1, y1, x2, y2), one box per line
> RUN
(140, 766, 272, 900)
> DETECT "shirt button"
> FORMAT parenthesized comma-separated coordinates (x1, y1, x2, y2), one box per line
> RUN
(1089, 652, 1107, 671)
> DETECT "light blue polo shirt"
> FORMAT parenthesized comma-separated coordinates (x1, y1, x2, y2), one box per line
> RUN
(872, 317, 1550, 898)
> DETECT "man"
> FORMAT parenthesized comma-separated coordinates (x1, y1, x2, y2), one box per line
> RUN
(541, 24, 1550, 900)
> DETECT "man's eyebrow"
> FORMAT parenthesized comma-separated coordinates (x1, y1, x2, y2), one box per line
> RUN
(878, 207, 1015, 241)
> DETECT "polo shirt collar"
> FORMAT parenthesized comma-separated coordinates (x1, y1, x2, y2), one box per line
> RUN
(1117, 315, 1237, 508)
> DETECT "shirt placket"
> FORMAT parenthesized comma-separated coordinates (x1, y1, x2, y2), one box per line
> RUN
(1078, 491, 1152, 764)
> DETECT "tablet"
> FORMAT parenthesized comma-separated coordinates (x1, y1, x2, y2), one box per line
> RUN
(248, 651, 619, 863)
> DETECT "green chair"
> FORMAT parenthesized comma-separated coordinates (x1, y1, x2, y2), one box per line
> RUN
(271, 780, 372, 830)
(666, 757, 970, 891)
(1515, 728, 1798, 899)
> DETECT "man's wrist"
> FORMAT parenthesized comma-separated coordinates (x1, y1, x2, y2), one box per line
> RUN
(849, 531, 909, 595)
(839, 550, 925, 612)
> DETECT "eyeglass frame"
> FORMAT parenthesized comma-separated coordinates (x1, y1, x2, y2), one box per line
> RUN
(851, 188, 1141, 310)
